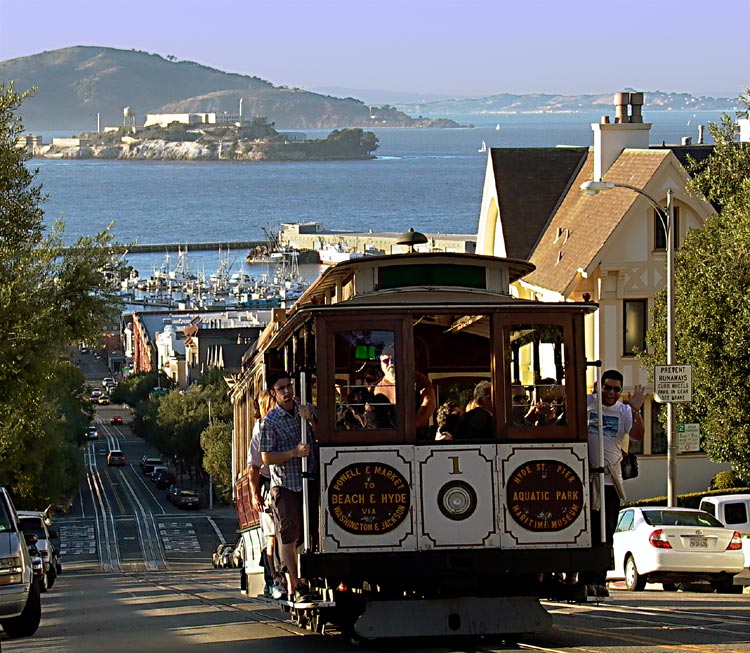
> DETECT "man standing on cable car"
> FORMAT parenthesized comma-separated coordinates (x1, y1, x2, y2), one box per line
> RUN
(260, 370, 316, 603)
(582, 369, 644, 597)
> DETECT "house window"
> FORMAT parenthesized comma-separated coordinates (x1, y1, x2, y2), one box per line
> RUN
(651, 403, 667, 454)
(623, 299, 648, 355)
(654, 206, 680, 250)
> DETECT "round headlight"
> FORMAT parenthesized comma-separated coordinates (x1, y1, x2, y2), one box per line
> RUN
(437, 481, 477, 521)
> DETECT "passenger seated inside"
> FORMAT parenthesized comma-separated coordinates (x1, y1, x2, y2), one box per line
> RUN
(511, 384, 531, 426)
(434, 400, 464, 441)
(372, 347, 436, 436)
(336, 386, 377, 430)
(523, 378, 566, 426)
(454, 380, 493, 439)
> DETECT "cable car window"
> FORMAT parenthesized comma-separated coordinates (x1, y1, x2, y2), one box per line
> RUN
(508, 324, 567, 428)
(334, 330, 397, 431)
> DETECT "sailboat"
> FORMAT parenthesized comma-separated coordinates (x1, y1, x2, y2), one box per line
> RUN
(478, 140, 487, 153)
(495, 123, 500, 130)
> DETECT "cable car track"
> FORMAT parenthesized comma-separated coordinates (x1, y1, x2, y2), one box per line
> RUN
(84, 441, 122, 572)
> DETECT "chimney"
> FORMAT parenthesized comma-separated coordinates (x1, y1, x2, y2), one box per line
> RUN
(698, 124, 705, 144)
(591, 92, 652, 181)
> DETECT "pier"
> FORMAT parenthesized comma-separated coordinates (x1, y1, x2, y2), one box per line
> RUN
(278, 223, 477, 256)
(119, 225, 477, 260)
(125, 241, 264, 254)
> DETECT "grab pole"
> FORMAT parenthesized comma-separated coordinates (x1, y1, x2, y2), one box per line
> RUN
(596, 367, 606, 544)
(299, 370, 311, 552)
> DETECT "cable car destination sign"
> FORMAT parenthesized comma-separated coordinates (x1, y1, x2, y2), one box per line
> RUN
(654, 364, 692, 403)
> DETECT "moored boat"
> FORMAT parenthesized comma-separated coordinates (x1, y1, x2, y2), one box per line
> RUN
(318, 242, 365, 265)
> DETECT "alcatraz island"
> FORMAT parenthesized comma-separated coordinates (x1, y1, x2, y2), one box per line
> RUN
(25, 117, 384, 161)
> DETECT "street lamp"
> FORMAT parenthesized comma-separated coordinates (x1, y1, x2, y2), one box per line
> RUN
(580, 180, 677, 507)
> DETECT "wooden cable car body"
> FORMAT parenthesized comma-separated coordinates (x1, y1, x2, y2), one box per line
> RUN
(231, 251, 605, 639)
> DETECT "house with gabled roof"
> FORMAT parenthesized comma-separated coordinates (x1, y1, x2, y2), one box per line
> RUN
(476, 92, 728, 500)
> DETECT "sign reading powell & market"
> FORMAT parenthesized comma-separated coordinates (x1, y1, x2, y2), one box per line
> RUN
(328, 463, 410, 534)
(507, 460, 584, 532)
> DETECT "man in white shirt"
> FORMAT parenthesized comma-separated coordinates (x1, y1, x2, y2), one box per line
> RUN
(583, 369, 644, 597)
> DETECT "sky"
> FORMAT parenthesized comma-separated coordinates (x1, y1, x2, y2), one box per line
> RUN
(1, 0, 748, 102)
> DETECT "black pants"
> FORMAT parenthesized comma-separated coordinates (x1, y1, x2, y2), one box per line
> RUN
(581, 485, 620, 585)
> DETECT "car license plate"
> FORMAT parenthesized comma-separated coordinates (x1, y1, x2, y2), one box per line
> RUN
(689, 538, 708, 548)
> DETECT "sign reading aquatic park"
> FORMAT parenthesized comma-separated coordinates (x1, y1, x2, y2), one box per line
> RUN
(507, 460, 584, 532)
(654, 365, 693, 404)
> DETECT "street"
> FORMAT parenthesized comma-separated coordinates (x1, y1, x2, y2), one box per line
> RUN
(3, 351, 750, 652)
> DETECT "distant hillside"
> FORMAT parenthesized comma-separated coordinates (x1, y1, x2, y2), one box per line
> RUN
(0, 46, 459, 131)
(395, 91, 740, 115)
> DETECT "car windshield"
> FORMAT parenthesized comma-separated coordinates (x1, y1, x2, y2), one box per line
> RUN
(19, 518, 46, 538)
(642, 509, 724, 528)
(0, 501, 12, 533)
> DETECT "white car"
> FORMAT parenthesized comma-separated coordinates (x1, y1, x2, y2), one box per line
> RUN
(607, 507, 744, 592)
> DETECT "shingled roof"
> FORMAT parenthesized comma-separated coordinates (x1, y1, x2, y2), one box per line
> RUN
(488, 147, 588, 260)
(522, 148, 672, 295)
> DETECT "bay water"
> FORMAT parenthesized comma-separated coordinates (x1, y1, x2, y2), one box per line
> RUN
(32, 110, 725, 279)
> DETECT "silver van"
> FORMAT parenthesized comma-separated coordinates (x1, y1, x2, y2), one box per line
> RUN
(0, 487, 41, 638)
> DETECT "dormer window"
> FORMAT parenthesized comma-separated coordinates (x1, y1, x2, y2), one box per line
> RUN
(654, 206, 680, 250)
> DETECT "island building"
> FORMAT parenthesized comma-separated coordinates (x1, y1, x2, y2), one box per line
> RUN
(143, 112, 242, 128)
(476, 91, 750, 500)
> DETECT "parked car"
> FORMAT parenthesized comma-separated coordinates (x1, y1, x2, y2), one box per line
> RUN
(211, 543, 234, 568)
(90, 387, 102, 398)
(149, 464, 169, 480)
(16, 510, 61, 592)
(102, 377, 115, 388)
(166, 484, 181, 502)
(230, 537, 244, 569)
(97, 395, 111, 405)
(607, 506, 745, 592)
(140, 456, 164, 475)
(168, 488, 200, 510)
(27, 539, 45, 590)
(152, 470, 176, 489)
(86, 425, 99, 440)
(0, 487, 42, 638)
(110, 416, 123, 425)
(107, 450, 126, 467)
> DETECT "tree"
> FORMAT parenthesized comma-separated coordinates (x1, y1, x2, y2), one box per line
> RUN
(641, 89, 750, 480)
(201, 421, 232, 499)
(0, 83, 125, 504)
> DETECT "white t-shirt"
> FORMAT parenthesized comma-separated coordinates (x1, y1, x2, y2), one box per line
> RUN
(587, 394, 633, 485)
(247, 420, 271, 478)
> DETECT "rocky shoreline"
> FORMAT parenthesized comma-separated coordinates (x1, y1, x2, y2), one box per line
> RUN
(32, 138, 375, 161)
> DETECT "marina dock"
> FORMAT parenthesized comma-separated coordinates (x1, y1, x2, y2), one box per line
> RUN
(120, 224, 477, 260)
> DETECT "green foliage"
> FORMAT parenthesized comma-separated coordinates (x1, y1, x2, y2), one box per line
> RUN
(640, 88, 750, 479)
(625, 487, 750, 509)
(0, 83, 126, 504)
(201, 421, 233, 499)
(124, 369, 232, 490)
(709, 470, 748, 490)
(111, 371, 171, 407)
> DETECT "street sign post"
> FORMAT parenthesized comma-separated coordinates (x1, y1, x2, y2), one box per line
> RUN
(654, 364, 692, 403)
